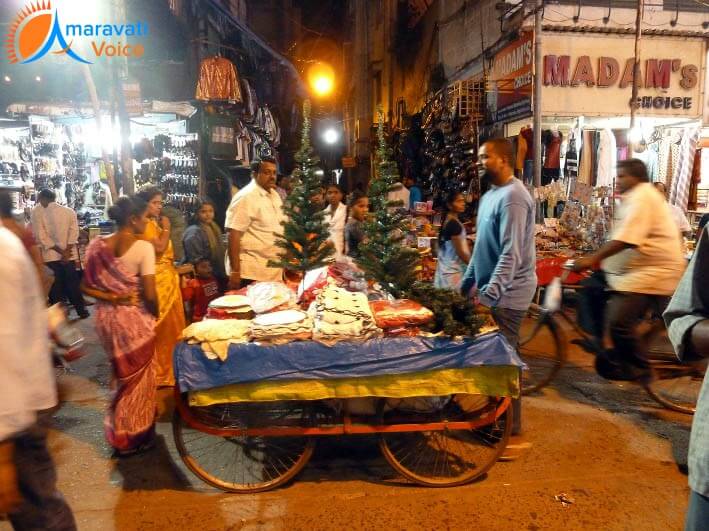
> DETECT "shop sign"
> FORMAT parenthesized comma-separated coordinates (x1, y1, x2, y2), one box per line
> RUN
(341, 156, 356, 168)
(541, 34, 704, 118)
(122, 82, 142, 117)
(487, 32, 533, 124)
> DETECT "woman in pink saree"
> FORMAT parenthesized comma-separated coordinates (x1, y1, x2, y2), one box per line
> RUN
(82, 196, 160, 456)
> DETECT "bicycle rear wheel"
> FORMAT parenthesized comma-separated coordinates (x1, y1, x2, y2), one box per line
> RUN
(379, 396, 512, 487)
(173, 398, 316, 492)
(519, 305, 566, 395)
(642, 328, 705, 414)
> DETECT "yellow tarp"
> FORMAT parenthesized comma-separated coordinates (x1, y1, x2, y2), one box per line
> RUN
(188, 366, 520, 406)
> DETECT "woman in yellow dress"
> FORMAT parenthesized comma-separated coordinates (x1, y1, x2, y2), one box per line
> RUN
(137, 187, 186, 386)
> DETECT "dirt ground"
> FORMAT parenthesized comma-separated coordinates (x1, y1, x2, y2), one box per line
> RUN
(1, 316, 695, 531)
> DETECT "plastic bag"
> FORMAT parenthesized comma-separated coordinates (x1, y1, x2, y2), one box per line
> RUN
(246, 282, 296, 314)
(543, 276, 562, 312)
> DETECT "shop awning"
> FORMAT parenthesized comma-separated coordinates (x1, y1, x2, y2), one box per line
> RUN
(200, 0, 307, 97)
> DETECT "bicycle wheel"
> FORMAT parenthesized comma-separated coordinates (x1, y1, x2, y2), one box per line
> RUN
(379, 396, 512, 487)
(519, 306, 566, 395)
(642, 328, 705, 414)
(173, 399, 316, 493)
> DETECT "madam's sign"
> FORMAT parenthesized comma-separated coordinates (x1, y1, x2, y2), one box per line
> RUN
(541, 34, 704, 118)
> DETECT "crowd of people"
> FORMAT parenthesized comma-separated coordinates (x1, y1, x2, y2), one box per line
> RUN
(0, 137, 707, 529)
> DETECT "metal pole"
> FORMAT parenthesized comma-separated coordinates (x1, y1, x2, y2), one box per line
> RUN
(532, 0, 543, 188)
(629, 0, 644, 130)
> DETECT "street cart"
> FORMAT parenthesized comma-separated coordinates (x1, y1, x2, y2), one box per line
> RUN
(172, 332, 523, 492)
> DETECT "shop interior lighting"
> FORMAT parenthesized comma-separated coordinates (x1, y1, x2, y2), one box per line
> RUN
(3, 75, 10, 83)
(323, 128, 339, 145)
(35, 76, 41, 82)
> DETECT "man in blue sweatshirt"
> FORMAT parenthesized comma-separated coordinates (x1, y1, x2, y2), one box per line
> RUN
(461, 138, 537, 460)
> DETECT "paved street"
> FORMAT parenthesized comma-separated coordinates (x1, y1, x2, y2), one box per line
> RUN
(1, 316, 694, 531)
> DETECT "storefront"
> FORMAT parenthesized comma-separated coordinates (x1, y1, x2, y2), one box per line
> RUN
(495, 32, 708, 224)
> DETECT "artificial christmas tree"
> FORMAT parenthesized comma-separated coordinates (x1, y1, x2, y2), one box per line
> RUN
(356, 108, 420, 298)
(268, 100, 334, 274)
(356, 108, 484, 337)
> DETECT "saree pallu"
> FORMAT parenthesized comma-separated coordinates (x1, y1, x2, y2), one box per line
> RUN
(140, 219, 186, 386)
(84, 239, 157, 452)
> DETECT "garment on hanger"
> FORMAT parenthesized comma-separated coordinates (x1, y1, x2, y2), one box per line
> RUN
(564, 131, 578, 180)
(688, 149, 702, 211)
(520, 127, 534, 160)
(516, 133, 527, 171)
(657, 135, 672, 185)
(577, 130, 593, 185)
(669, 127, 700, 213)
(596, 128, 617, 188)
(632, 147, 659, 181)
(241, 79, 257, 116)
(195, 56, 243, 102)
(542, 130, 562, 170)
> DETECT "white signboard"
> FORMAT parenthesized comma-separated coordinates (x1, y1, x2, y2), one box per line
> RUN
(541, 34, 705, 118)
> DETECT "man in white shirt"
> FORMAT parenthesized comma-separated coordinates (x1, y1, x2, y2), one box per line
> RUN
(31, 189, 89, 318)
(0, 226, 76, 529)
(654, 182, 692, 239)
(573, 159, 685, 380)
(225, 157, 285, 288)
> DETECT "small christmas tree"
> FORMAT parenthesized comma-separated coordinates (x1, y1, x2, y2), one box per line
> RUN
(356, 108, 420, 298)
(269, 100, 334, 273)
(356, 108, 484, 338)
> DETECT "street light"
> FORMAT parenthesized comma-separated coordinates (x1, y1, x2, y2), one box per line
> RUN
(307, 62, 335, 97)
(323, 127, 339, 145)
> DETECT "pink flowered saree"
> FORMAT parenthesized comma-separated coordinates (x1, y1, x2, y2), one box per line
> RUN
(84, 238, 157, 452)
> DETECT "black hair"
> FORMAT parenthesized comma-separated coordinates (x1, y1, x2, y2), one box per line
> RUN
(136, 185, 163, 202)
(326, 182, 344, 194)
(107, 196, 148, 227)
(250, 156, 277, 175)
(443, 190, 464, 212)
(617, 158, 650, 183)
(38, 188, 56, 201)
(348, 190, 368, 209)
(0, 191, 13, 218)
(438, 190, 465, 241)
(189, 199, 216, 225)
(484, 138, 515, 167)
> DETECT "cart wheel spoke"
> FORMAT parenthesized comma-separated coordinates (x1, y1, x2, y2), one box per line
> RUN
(379, 396, 512, 487)
(173, 398, 316, 493)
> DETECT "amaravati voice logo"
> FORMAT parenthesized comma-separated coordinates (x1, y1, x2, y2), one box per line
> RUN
(6, 1, 91, 64)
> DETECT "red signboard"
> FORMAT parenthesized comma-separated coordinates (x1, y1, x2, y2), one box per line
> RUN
(488, 32, 533, 122)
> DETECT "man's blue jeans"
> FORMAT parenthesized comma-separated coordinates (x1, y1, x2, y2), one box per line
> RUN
(685, 490, 709, 531)
(490, 306, 526, 436)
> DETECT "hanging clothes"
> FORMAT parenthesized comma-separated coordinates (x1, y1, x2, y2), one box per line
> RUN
(632, 145, 659, 181)
(516, 133, 527, 172)
(577, 130, 593, 185)
(669, 127, 700, 213)
(688, 149, 702, 211)
(543, 130, 562, 169)
(657, 135, 672, 185)
(564, 132, 579, 180)
(596, 128, 617, 189)
(195, 56, 243, 102)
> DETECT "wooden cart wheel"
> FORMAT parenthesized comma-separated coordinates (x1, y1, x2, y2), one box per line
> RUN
(173, 399, 316, 493)
(379, 396, 512, 487)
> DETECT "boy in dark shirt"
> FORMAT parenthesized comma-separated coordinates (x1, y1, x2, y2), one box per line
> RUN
(182, 259, 221, 322)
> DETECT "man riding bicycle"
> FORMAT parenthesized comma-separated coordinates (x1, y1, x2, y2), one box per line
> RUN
(571, 159, 685, 381)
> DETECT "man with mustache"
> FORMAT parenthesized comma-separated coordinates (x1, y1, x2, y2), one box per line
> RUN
(225, 157, 285, 288)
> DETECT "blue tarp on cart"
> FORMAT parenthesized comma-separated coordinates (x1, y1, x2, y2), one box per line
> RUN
(174, 332, 523, 393)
